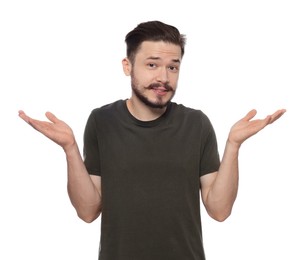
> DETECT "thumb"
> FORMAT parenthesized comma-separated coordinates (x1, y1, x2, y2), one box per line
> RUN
(243, 109, 257, 121)
(45, 111, 59, 123)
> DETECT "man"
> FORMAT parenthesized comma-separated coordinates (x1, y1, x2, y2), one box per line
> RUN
(19, 21, 286, 260)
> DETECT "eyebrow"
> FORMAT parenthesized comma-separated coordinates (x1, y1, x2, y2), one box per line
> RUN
(146, 56, 181, 64)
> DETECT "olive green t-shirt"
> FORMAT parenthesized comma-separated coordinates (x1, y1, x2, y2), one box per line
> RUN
(83, 100, 220, 260)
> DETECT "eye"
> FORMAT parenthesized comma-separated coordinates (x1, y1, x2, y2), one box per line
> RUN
(168, 65, 179, 72)
(147, 63, 157, 68)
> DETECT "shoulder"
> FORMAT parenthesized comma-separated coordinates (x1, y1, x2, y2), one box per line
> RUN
(170, 102, 211, 123)
(85, 100, 125, 128)
(87, 100, 127, 122)
(91, 100, 125, 115)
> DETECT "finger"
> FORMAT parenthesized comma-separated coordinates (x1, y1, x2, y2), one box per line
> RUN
(18, 110, 26, 118)
(243, 109, 257, 121)
(19, 110, 49, 131)
(45, 111, 59, 123)
(18, 110, 31, 124)
(268, 109, 286, 124)
(18, 111, 42, 131)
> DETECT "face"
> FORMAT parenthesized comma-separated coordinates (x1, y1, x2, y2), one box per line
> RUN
(123, 41, 182, 109)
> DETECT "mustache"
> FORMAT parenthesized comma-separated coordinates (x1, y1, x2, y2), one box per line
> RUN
(145, 83, 174, 92)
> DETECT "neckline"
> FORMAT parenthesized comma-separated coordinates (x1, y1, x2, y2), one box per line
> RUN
(122, 99, 172, 127)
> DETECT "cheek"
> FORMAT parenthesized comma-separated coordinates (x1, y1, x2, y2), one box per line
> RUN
(134, 70, 156, 85)
(169, 74, 179, 87)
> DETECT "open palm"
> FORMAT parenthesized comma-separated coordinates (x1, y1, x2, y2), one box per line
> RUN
(228, 109, 286, 147)
(19, 110, 75, 152)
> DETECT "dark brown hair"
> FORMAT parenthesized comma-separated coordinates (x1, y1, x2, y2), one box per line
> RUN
(125, 21, 186, 64)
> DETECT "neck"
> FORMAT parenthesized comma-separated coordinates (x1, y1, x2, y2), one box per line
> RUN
(126, 98, 167, 121)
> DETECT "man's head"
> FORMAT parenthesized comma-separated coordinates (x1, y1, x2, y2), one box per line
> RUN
(123, 21, 186, 110)
(125, 21, 186, 65)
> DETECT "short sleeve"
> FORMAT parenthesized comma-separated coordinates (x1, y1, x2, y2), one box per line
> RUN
(83, 110, 101, 176)
(199, 113, 220, 176)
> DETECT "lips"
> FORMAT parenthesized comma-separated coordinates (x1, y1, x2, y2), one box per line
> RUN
(151, 87, 170, 97)
(147, 83, 173, 92)
(153, 86, 168, 92)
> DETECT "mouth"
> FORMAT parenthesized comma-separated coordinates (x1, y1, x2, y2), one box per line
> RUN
(147, 83, 173, 93)
(152, 87, 168, 96)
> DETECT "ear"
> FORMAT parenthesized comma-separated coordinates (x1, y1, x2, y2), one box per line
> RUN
(122, 58, 132, 76)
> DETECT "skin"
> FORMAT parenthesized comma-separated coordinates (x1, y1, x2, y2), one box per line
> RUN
(123, 41, 181, 120)
(19, 40, 286, 223)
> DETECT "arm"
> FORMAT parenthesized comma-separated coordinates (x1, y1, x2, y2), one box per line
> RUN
(200, 108, 286, 222)
(66, 143, 102, 223)
(18, 110, 102, 223)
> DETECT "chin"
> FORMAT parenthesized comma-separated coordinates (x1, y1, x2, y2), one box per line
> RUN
(149, 100, 171, 109)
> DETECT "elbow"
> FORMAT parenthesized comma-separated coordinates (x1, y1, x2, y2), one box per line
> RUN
(204, 197, 235, 222)
(78, 212, 100, 223)
(212, 214, 230, 222)
(80, 215, 95, 223)
(209, 209, 232, 222)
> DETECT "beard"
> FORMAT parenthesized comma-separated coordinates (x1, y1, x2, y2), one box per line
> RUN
(131, 71, 176, 109)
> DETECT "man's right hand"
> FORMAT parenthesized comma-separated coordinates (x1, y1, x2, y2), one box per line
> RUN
(18, 110, 76, 153)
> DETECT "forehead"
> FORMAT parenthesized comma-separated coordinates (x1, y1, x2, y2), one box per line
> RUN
(136, 41, 182, 61)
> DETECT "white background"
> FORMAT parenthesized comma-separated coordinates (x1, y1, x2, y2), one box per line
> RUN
(1, 0, 306, 259)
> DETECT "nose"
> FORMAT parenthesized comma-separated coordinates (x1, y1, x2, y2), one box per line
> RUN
(156, 67, 169, 84)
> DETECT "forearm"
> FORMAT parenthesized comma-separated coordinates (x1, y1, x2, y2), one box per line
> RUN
(206, 140, 239, 221)
(65, 144, 102, 223)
